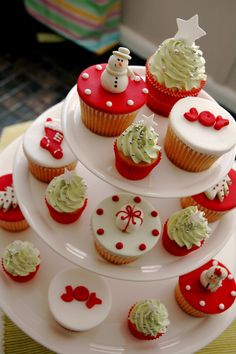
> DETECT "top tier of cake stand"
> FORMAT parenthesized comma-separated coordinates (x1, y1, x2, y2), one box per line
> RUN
(61, 66, 236, 198)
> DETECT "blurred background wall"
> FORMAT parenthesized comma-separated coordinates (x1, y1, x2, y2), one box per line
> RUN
(121, 0, 236, 112)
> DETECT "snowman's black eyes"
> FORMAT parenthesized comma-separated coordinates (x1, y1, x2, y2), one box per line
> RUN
(121, 59, 123, 62)
(117, 58, 120, 61)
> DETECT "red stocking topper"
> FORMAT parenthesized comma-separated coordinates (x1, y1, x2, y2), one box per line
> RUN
(40, 118, 64, 159)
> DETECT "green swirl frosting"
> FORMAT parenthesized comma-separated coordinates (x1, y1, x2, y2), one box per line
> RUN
(117, 118, 161, 164)
(46, 170, 87, 213)
(148, 38, 206, 90)
(167, 206, 210, 249)
(129, 299, 169, 336)
(3, 240, 40, 276)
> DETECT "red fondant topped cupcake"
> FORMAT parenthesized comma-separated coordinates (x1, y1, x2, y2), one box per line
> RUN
(0, 174, 28, 232)
(77, 47, 148, 136)
(181, 169, 236, 222)
(176, 259, 236, 317)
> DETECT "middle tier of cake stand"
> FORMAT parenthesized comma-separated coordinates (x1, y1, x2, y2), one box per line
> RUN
(13, 137, 236, 282)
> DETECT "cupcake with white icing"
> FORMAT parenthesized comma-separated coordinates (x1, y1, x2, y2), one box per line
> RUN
(114, 114, 161, 180)
(45, 169, 87, 224)
(128, 299, 169, 340)
(91, 194, 161, 265)
(162, 206, 210, 256)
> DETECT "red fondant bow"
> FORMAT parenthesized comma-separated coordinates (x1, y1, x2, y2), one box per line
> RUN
(116, 204, 143, 232)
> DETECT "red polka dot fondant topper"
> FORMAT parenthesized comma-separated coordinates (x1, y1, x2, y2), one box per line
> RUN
(184, 108, 229, 130)
(61, 284, 102, 309)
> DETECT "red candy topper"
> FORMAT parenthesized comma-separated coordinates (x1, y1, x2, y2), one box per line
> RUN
(61, 284, 102, 309)
(184, 108, 229, 130)
(40, 118, 64, 159)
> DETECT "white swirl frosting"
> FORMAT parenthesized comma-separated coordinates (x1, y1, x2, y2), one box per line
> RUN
(128, 299, 169, 336)
(167, 206, 210, 249)
(149, 38, 206, 90)
(117, 119, 161, 164)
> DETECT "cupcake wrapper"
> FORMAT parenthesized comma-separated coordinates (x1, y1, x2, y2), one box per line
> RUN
(80, 98, 137, 137)
(145, 60, 205, 117)
(95, 241, 138, 265)
(28, 160, 77, 183)
(2, 260, 40, 283)
(114, 141, 162, 180)
(162, 221, 201, 256)
(128, 306, 164, 340)
(0, 219, 29, 232)
(164, 126, 218, 172)
(175, 284, 206, 318)
(180, 197, 226, 223)
(46, 198, 87, 224)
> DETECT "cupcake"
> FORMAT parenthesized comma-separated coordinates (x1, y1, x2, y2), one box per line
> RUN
(91, 194, 161, 265)
(2, 240, 40, 282)
(162, 206, 210, 256)
(175, 259, 236, 317)
(45, 169, 87, 224)
(0, 174, 28, 232)
(146, 14, 206, 117)
(23, 115, 77, 183)
(128, 299, 169, 340)
(48, 267, 112, 331)
(77, 47, 148, 137)
(114, 114, 161, 180)
(181, 169, 236, 222)
(164, 96, 236, 172)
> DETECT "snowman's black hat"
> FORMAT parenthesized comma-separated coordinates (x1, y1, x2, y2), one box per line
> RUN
(112, 47, 131, 60)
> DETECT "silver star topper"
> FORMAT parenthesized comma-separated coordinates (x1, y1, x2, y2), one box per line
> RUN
(142, 114, 158, 129)
(174, 14, 206, 46)
(63, 168, 76, 184)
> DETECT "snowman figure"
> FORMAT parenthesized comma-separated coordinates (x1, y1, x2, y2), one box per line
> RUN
(200, 265, 227, 292)
(101, 47, 139, 93)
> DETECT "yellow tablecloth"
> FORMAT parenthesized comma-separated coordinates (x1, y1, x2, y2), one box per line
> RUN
(0, 122, 236, 354)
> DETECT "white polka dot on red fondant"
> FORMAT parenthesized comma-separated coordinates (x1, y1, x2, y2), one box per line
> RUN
(185, 285, 191, 291)
(82, 73, 89, 79)
(142, 88, 149, 94)
(231, 291, 236, 297)
(127, 99, 134, 106)
(84, 89, 91, 95)
(96, 64, 102, 70)
(199, 300, 205, 307)
(106, 101, 112, 107)
(228, 274, 233, 280)
(219, 303, 225, 310)
(212, 260, 218, 266)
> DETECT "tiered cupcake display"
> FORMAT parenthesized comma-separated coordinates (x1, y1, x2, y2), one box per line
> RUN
(0, 14, 235, 353)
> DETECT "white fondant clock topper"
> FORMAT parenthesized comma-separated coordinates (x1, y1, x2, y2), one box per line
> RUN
(101, 47, 139, 93)
(174, 14, 206, 46)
